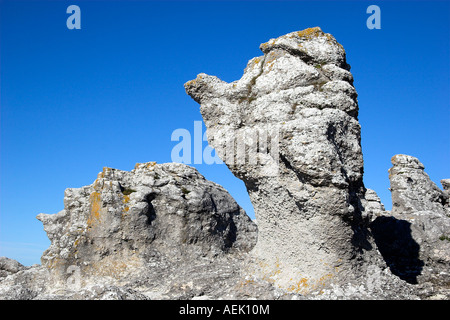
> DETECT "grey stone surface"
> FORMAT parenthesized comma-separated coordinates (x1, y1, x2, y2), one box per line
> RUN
(185, 27, 383, 289)
(37, 162, 257, 276)
(389, 155, 447, 215)
(361, 188, 386, 222)
(0, 257, 26, 280)
(0, 162, 259, 300)
(370, 155, 450, 297)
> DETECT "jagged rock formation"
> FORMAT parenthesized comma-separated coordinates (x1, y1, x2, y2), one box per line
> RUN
(185, 27, 384, 288)
(362, 188, 386, 222)
(389, 155, 448, 215)
(0, 162, 259, 299)
(37, 162, 256, 277)
(0, 257, 25, 280)
(370, 155, 450, 296)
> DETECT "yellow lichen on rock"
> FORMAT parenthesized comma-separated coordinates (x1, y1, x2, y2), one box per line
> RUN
(296, 27, 323, 39)
(122, 194, 130, 213)
(84, 254, 142, 280)
(146, 161, 156, 169)
(87, 191, 102, 228)
(134, 161, 157, 170)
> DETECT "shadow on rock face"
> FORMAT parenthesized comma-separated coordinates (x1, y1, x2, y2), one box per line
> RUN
(370, 216, 424, 284)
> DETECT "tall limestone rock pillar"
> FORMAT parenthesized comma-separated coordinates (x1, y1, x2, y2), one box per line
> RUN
(185, 27, 379, 288)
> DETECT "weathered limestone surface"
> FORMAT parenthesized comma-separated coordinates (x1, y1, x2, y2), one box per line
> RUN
(37, 162, 256, 273)
(0, 162, 259, 299)
(185, 27, 383, 288)
(0, 257, 26, 280)
(371, 155, 450, 294)
(389, 155, 447, 215)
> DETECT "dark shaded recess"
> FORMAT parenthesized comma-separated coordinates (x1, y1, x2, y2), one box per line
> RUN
(145, 193, 157, 225)
(326, 123, 373, 252)
(209, 195, 237, 250)
(347, 189, 374, 253)
(370, 216, 424, 284)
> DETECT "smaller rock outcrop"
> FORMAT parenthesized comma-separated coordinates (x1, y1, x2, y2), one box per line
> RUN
(37, 162, 256, 280)
(0, 257, 25, 280)
(361, 188, 386, 222)
(1, 162, 259, 300)
(371, 155, 450, 296)
(389, 154, 447, 215)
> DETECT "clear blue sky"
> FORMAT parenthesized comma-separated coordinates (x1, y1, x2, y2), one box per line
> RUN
(1, 0, 449, 266)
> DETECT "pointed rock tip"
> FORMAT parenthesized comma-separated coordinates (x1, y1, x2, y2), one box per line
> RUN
(391, 154, 425, 169)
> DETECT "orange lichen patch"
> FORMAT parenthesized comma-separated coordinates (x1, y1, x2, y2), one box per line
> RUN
(288, 277, 309, 292)
(260, 39, 275, 51)
(102, 167, 112, 176)
(249, 256, 338, 295)
(122, 193, 131, 213)
(146, 161, 156, 169)
(93, 167, 112, 189)
(292, 27, 334, 42)
(87, 191, 102, 228)
(93, 178, 104, 191)
(241, 279, 255, 286)
(316, 273, 333, 287)
(296, 27, 322, 38)
(265, 53, 277, 65)
(185, 74, 204, 87)
(288, 271, 335, 294)
(85, 254, 142, 280)
(256, 258, 283, 284)
(134, 161, 157, 170)
(46, 257, 61, 269)
(264, 51, 278, 72)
